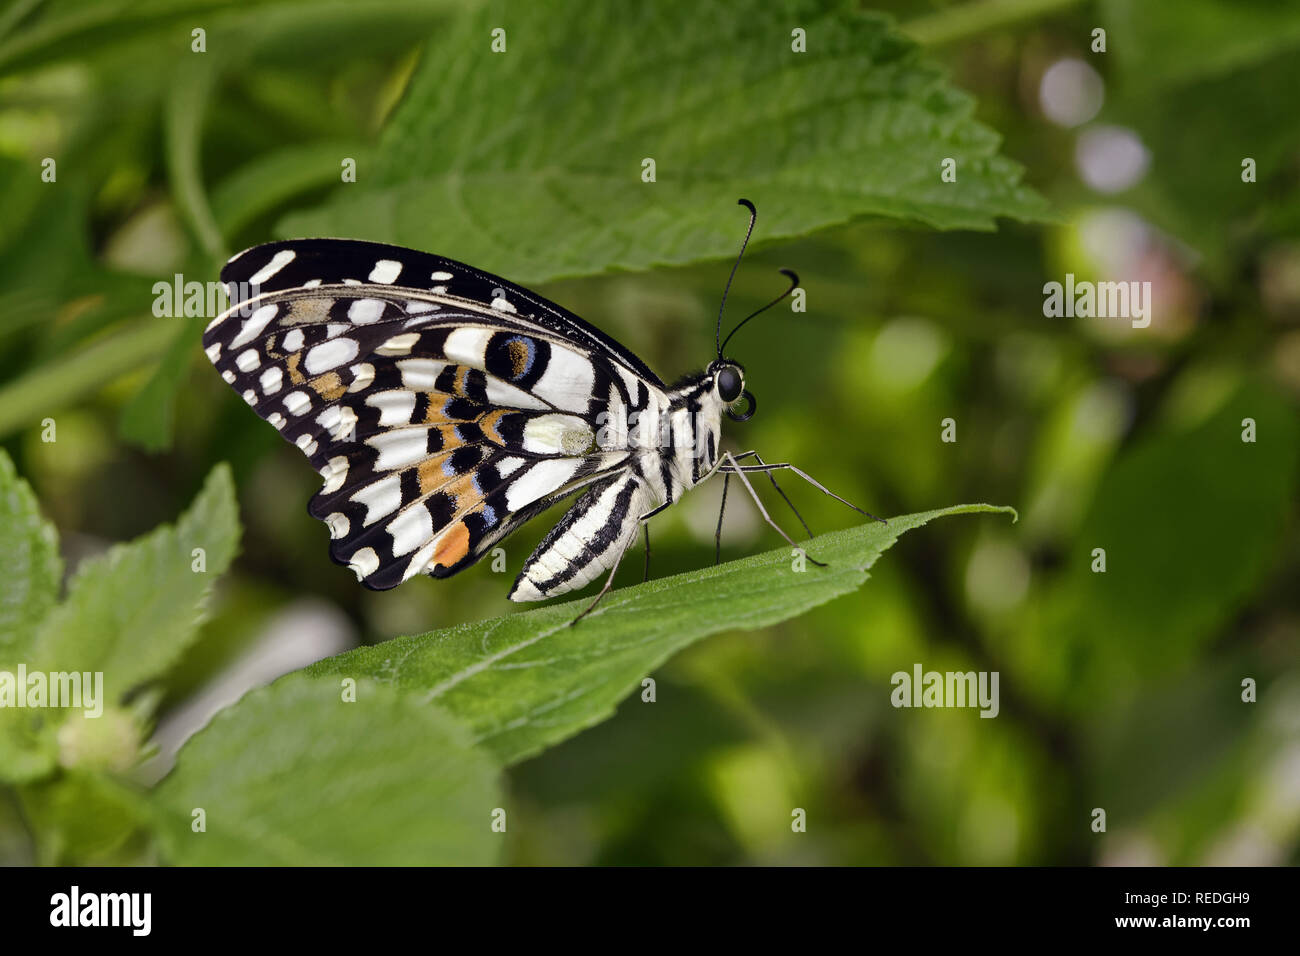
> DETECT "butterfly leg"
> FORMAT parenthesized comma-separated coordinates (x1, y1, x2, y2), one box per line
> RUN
(723, 458, 886, 524)
(636, 498, 673, 581)
(728, 450, 813, 538)
(720, 452, 826, 567)
(714, 451, 808, 563)
(570, 543, 632, 626)
(714, 472, 730, 565)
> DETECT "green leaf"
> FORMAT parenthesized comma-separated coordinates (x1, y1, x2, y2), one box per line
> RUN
(0, 0, 245, 75)
(0, 178, 96, 339)
(902, 0, 1087, 48)
(117, 316, 205, 452)
(1102, 0, 1300, 89)
(1024, 380, 1300, 711)
(164, 56, 224, 259)
(1106, 53, 1300, 276)
(18, 771, 154, 865)
(308, 505, 1015, 766)
(0, 319, 179, 440)
(211, 141, 374, 237)
(28, 464, 241, 705)
(279, 0, 1050, 284)
(1096, 0, 1300, 275)
(1086, 652, 1259, 824)
(0, 453, 64, 784)
(0, 450, 61, 656)
(0, 0, 469, 77)
(0, 718, 56, 785)
(153, 674, 502, 865)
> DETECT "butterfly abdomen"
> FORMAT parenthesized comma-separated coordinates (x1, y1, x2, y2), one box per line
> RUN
(509, 473, 651, 602)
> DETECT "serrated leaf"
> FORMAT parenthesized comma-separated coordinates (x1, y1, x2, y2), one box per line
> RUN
(0, 452, 63, 783)
(308, 504, 1015, 766)
(153, 674, 501, 865)
(279, 0, 1050, 284)
(0, 450, 62, 656)
(28, 464, 241, 705)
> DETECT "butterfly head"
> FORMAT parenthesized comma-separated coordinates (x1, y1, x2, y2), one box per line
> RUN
(708, 358, 755, 422)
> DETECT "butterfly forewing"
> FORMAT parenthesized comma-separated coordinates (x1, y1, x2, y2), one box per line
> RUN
(203, 240, 646, 589)
(217, 238, 664, 386)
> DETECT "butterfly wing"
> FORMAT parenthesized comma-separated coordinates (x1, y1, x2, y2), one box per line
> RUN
(204, 240, 660, 590)
(218, 238, 664, 388)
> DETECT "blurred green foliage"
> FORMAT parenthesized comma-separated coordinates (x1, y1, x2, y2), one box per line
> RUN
(154, 673, 503, 865)
(0, 0, 1298, 865)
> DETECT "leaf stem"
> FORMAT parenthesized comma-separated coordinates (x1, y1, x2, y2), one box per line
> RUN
(165, 60, 225, 261)
(903, 0, 1089, 47)
(0, 319, 178, 438)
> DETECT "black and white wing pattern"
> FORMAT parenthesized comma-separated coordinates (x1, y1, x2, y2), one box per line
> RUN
(203, 239, 663, 594)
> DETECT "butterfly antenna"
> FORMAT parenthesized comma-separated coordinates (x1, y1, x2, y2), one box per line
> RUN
(719, 268, 800, 357)
(716, 198, 758, 360)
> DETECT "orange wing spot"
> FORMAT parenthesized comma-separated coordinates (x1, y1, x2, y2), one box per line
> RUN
(478, 409, 509, 445)
(423, 397, 450, 425)
(415, 455, 482, 501)
(286, 351, 306, 384)
(309, 371, 346, 400)
(435, 424, 465, 453)
(423, 395, 471, 425)
(417, 452, 454, 495)
(431, 521, 471, 568)
(441, 472, 480, 511)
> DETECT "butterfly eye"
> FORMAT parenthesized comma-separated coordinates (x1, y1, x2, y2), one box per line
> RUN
(716, 365, 743, 403)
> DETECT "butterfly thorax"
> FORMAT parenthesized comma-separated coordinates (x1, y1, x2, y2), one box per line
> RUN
(664, 373, 726, 489)
(586, 371, 722, 509)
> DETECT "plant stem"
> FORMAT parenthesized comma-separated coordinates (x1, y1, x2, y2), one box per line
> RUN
(0, 319, 177, 438)
(904, 0, 1090, 47)
(165, 60, 226, 262)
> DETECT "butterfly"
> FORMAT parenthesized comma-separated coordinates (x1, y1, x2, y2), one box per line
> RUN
(203, 200, 876, 621)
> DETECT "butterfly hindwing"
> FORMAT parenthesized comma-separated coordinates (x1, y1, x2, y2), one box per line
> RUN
(304, 396, 625, 589)
(203, 242, 657, 589)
